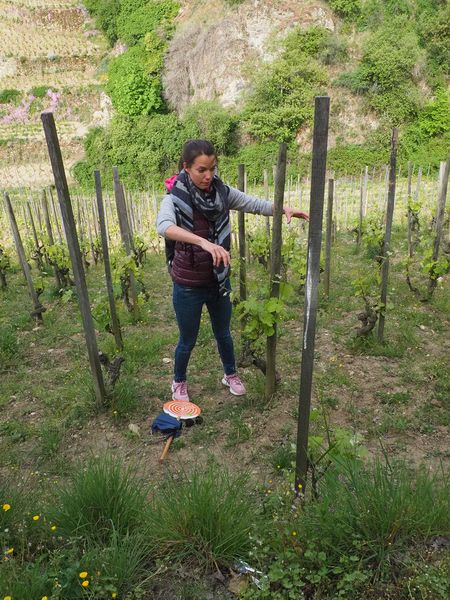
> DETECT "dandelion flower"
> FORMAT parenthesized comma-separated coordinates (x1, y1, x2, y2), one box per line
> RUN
(2, 504, 11, 511)
(4, 596, 12, 600)
(112, 594, 117, 599)
(51, 525, 57, 531)
(81, 580, 89, 588)
(292, 531, 297, 536)
(6, 548, 14, 554)
(32, 515, 40, 521)
(42, 596, 48, 600)
(79, 571, 88, 579)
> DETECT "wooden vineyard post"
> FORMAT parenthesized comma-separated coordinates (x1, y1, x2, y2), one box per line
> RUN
(49, 186, 63, 243)
(112, 166, 139, 318)
(264, 168, 271, 238)
(427, 155, 449, 300)
(95, 171, 124, 351)
(377, 129, 398, 344)
(237, 164, 247, 303)
(295, 96, 329, 497)
(41, 189, 63, 289)
(324, 178, 334, 299)
(357, 166, 368, 249)
(4, 193, 46, 323)
(26, 201, 44, 271)
(41, 112, 107, 408)
(265, 143, 287, 399)
(407, 161, 413, 258)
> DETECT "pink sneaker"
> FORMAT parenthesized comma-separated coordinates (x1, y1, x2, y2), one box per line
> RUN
(222, 373, 246, 396)
(171, 380, 190, 401)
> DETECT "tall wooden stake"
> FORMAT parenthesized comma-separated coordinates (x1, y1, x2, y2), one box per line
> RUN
(324, 178, 334, 298)
(4, 193, 45, 323)
(427, 155, 449, 299)
(95, 171, 124, 351)
(265, 143, 287, 399)
(112, 166, 138, 317)
(377, 129, 398, 343)
(41, 112, 106, 407)
(237, 164, 247, 302)
(295, 96, 329, 497)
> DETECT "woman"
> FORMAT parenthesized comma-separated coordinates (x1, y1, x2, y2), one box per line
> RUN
(157, 140, 308, 401)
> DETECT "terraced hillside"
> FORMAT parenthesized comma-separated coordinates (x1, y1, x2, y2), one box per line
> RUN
(0, 0, 108, 188)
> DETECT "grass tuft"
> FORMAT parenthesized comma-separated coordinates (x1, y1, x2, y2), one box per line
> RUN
(147, 461, 258, 569)
(50, 455, 150, 544)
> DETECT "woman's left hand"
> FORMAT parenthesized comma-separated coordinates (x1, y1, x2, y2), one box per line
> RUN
(283, 208, 309, 224)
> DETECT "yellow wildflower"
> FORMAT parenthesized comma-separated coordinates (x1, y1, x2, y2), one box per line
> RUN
(6, 548, 14, 554)
(112, 594, 117, 599)
(32, 515, 40, 521)
(2, 504, 11, 511)
(51, 525, 57, 531)
(82, 580, 89, 588)
(4, 596, 12, 600)
(292, 531, 297, 536)
(42, 597, 48, 600)
(79, 571, 88, 579)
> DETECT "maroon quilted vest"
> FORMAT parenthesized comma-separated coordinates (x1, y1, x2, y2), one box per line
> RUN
(171, 209, 216, 287)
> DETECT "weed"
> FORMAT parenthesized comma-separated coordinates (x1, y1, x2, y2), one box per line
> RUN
(270, 443, 295, 471)
(110, 375, 140, 417)
(226, 417, 253, 447)
(50, 455, 150, 544)
(0, 324, 19, 362)
(375, 390, 411, 405)
(147, 461, 258, 569)
(38, 420, 64, 458)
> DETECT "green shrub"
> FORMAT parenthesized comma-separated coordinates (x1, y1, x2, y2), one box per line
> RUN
(361, 19, 420, 91)
(147, 462, 258, 568)
(30, 85, 51, 98)
(181, 100, 239, 156)
(327, 142, 387, 175)
(116, 0, 179, 46)
(243, 55, 327, 142)
(368, 82, 421, 123)
(84, 0, 121, 46)
(328, 0, 361, 20)
(242, 25, 327, 142)
(107, 44, 163, 116)
(50, 455, 150, 543)
(0, 89, 21, 104)
(335, 69, 371, 93)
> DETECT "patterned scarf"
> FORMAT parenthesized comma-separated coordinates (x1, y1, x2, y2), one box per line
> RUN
(170, 170, 231, 295)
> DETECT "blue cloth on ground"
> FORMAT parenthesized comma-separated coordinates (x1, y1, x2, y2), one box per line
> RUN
(151, 412, 182, 437)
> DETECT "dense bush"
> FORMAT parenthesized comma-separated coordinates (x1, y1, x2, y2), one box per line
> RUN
(243, 27, 328, 142)
(74, 112, 184, 187)
(106, 44, 163, 116)
(327, 142, 388, 175)
(116, 0, 179, 46)
(181, 100, 239, 156)
(0, 89, 21, 104)
(328, 0, 361, 20)
(399, 89, 450, 167)
(84, 0, 121, 46)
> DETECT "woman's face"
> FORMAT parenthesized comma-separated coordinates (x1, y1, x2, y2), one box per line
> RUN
(184, 154, 217, 191)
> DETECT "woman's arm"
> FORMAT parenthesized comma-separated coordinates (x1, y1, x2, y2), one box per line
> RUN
(164, 225, 230, 267)
(228, 187, 308, 222)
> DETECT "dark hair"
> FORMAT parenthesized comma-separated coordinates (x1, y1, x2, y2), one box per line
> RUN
(179, 139, 216, 170)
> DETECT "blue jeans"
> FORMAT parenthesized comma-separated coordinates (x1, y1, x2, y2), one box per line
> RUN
(172, 280, 236, 382)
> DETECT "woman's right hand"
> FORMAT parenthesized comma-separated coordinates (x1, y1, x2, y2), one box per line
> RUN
(199, 239, 230, 267)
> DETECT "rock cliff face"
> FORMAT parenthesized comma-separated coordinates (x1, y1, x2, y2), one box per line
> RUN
(163, 0, 336, 112)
